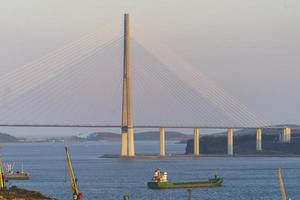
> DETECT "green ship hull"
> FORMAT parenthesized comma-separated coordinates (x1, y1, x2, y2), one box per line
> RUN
(147, 178, 223, 189)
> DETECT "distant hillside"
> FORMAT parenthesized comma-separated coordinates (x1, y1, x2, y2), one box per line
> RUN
(186, 128, 300, 155)
(0, 133, 18, 143)
(212, 125, 300, 136)
(135, 131, 192, 141)
(87, 132, 120, 141)
(87, 131, 192, 141)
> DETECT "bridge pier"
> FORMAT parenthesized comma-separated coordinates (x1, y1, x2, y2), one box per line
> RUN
(227, 128, 233, 156)
(281, 127, 291, 143)
(128, 128, 135, 157)
(160, 128, 166, 156)
(194, 128, 200, 156)
(256, 128, 262, 151)
(121, 131, 128, 156)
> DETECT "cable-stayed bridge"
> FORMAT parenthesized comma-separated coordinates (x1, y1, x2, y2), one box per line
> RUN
(0, 14, 296, 157)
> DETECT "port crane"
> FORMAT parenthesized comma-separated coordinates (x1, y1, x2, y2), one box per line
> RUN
(0, 146, 5, 189)
(65, 147, 83, 200)
(277, 168, 291, 200)
(0, 165, 5, 189)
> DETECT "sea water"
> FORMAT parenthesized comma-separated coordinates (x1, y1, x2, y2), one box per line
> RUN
(2, 141, 300, 200)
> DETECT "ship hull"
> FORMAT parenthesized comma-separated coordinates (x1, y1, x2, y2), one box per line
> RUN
(6, 173, 30, 180)
(147, 178, 223, 189)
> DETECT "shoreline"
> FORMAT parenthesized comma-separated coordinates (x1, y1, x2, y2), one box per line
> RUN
(101, 153, 300, 159)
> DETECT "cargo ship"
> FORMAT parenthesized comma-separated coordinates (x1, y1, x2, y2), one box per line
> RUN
(147, 169, 223, 189)
(5, 163, 30, 180)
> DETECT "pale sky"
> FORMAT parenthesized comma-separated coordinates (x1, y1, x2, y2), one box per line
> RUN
(0, 0, 300, 136)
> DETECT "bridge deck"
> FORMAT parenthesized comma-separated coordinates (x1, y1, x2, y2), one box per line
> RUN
(0, 124, 297, 130)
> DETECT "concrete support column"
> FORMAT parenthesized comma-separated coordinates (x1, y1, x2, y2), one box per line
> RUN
(282, 128, 291, 143)
(159, 128, 166, 156)
(121, 14, 135, 157)
(121, 131, 128, 156)
(193, 128, 200, 156)
(128, 127, 135, 157)
(160, 128, 166, 156)
(227, 128, 233, 156)
(256, 128, 262, 151)
(287, 128, 292, 143)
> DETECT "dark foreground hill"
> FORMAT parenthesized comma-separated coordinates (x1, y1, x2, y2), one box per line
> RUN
(0, 186, 55, 200)
(87, 131, 192, 141)
(0, 133, 18, 143)
(186, 128, 300, 155)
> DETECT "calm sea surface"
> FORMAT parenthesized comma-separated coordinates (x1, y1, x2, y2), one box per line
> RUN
(2, 141, 300, 200)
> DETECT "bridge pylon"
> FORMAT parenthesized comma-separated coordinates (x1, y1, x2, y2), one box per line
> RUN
(121, 13, 135, 157)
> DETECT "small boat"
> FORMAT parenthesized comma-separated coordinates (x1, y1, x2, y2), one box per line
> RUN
(4, 163, 30, 180)
(147, 169, 223, 189)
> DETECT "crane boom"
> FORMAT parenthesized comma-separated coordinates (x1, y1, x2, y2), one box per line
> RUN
(0, 167, 4, 189)
(277, 168, 287, 200)
(65, 147, 82, 200)
(0, 146, 5, 189)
